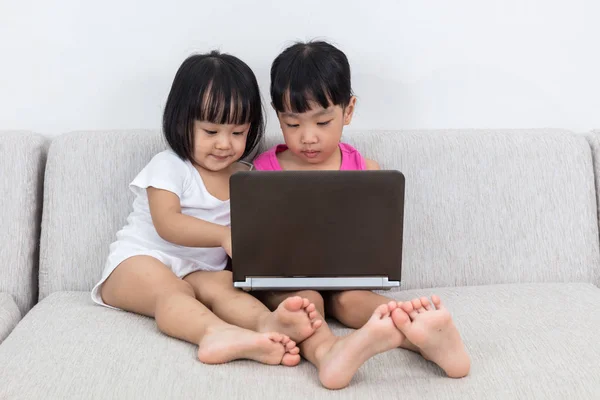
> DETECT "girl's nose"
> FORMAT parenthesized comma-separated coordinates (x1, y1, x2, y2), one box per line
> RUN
(300, 130, 318, 144)
(215, 134, 232, 149)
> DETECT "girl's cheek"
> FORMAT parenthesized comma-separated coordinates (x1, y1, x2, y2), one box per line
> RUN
(236, 137, 247, 151)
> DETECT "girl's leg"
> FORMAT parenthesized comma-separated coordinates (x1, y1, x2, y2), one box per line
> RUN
(328, 290, 419, 351)
(330, 290, 470, 378)
(259, 290, 326, 316)
(328, 290, 391, 327)
(393, 297, 470, 378)
(100, 256, 300, 366)
(184, 271, 322, 343)
(260, 290, 406, 390)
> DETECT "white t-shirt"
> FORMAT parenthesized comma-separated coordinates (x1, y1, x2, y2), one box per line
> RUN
(111, 149, 231, 271)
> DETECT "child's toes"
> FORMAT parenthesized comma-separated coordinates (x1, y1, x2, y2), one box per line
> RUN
(268, 332, 283, 343)
(412, 298, 426, 313)
(392, 308, 411, 331)
(420, 297, 433, 311)
(285, 338, 297, 351)
(431, 295, 444, 310)
(401, 301, 418, 319)
(281, 353, 301, 367)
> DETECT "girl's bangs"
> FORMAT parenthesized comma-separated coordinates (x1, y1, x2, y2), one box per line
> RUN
(196, 80, 252, 125)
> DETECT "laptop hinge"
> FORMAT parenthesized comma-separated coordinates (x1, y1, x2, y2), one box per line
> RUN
(233, 277, 399, 291)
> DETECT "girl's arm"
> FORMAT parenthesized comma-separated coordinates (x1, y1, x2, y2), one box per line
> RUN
(366, 159, 380, 170)
(147, 187, 230, 254)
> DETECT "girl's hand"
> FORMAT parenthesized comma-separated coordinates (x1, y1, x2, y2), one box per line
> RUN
(221, 228, 233, 258)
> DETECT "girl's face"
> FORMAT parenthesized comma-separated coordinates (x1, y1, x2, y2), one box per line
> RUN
(277, 97, 356, 167)
(191, 120, 250, 172)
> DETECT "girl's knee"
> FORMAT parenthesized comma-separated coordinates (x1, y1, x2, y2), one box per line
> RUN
(178, 279, 196, 297)
(295, 290, 324, 307)
(154, 280, 196, 328)
(209, 270, 234, 288)
(329, 290, 363, 311)
(185, 270, 233, 292)
(157, 279, 195, 304)
(186, 270, 239, 306)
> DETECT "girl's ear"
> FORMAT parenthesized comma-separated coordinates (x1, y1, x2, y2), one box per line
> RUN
(343, 96, 357, 126)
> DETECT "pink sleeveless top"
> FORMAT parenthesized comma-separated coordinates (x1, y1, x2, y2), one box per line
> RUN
(253, 143, 367, 171)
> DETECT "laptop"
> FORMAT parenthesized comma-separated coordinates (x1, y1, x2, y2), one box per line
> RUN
(229, 170, 405, 291)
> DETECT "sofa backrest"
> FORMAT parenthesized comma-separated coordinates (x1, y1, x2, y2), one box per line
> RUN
(267, 129, 600, 289)
(38, 129, 600, 298)
(39, 131, 165, 298)
(0, 131, 47, 314)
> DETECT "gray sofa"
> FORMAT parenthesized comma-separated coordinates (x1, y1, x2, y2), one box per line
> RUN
(1, 129, 599, 399)
(0, 131, 46, 343)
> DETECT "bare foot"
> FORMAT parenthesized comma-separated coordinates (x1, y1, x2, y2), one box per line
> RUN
(392, 295, 470, 378)
(318, 302, 403, 390)
(198, 325, 301, 366)
(259, 296, 323, 342)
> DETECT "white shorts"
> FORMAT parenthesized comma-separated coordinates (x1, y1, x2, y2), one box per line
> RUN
(91, 245, 221, 310)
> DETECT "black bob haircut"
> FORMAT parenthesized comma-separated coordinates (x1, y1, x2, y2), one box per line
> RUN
(163, 51, 264, 162)
(270, 41, 353, 114)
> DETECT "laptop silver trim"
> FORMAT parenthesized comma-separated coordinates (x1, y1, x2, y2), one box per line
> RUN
(234, 277, 400, 291)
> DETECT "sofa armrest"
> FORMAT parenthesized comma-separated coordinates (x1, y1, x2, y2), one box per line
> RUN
(0, 293, 21, 343)
(586, 130, 600, 288)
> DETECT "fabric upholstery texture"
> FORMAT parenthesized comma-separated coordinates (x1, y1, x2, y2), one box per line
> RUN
(585, 130, 600, 285)
(0, 131, 47, 314)
(40, 130, 600, 298)
(0, 293, 20, 343)
(1, 284, 599, 399)
(4, 128, 600, 399)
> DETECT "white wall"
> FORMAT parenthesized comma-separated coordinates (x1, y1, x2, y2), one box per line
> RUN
(1, 0, 599, 136)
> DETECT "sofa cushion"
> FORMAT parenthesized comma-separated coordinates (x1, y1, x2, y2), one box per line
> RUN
(585, 130, 600, 283)
(0, 131, 46, 314)
(1, 283, 599, 399)
(39, 130, 600, 298)
(39, 130, 166, 298)
(0, 293, 21, 343)
(337, 130, 600, 289)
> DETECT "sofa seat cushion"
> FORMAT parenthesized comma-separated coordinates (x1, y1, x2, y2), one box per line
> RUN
(0, 293, 20, 343)
(1, 283, 599, 399)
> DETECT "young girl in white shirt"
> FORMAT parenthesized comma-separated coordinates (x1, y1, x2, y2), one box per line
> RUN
(91, 51, 322, 366)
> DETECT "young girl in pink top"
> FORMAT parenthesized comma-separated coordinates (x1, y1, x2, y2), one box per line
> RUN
(254, 41, 470, 389)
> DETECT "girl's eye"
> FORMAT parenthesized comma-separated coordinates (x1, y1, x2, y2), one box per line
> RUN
(317, 120, 332, 126)
(233, 131, 245, 136)
(286, 124, 299, 128)
(204, 129, 217, 135)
